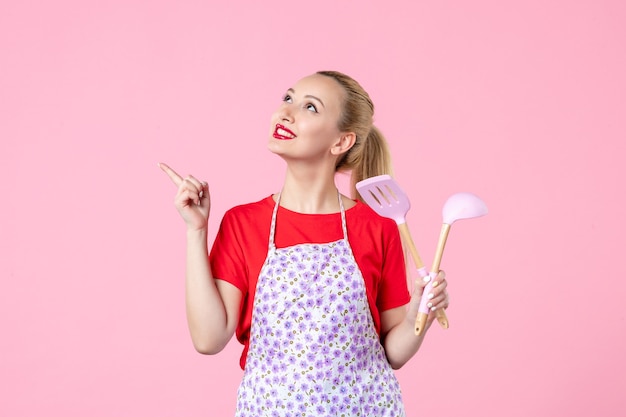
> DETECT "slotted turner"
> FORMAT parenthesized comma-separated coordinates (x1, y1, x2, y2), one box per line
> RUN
(356, 175, 449, 330)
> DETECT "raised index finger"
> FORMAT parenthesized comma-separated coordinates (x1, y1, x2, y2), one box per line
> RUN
(158, 162, 183, 186)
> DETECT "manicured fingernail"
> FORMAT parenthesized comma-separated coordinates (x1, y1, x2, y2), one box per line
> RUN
(430, 306, 437, 311)
(428, 293, 434, 299)
(432, 281, 439, 288)
(427, 302, 433, 308)
(423, 275, 431, 283)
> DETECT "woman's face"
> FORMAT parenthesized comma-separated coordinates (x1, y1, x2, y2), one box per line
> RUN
(268, 74, 347, 162)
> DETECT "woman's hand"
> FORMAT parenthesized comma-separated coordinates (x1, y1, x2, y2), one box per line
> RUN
(406, 270, 450, 328)
(159, 162, 210, 231)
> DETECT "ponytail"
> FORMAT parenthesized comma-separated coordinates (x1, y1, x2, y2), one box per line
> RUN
(317, 71, 394, 201)
(338, 125, 394, 202)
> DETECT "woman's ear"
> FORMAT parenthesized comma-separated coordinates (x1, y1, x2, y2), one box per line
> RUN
(330, 132, 356, 156)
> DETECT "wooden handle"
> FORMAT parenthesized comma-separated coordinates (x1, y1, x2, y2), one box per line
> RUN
(431, 224, 451, 329)
(414, 223, 452, 335)
(399, 223, 449, 332)
(435, 309, 449, 329)
(431, 223, 451, 273)
(397, 223, 425, 269)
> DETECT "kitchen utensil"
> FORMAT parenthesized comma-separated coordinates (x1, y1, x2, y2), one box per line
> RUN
(414, 192, 488, 335)
(356, 175, 449, 329)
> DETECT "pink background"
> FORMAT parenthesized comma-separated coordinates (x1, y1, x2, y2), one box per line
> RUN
(2, 1, 625, 416)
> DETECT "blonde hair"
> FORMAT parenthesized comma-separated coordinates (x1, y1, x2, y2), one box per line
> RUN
(316, 70, 394, 201)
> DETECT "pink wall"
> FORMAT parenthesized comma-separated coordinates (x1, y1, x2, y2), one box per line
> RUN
(2, 1, 625, 416)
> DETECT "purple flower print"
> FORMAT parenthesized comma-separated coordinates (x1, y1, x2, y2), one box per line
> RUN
(237, 238, 406, 417)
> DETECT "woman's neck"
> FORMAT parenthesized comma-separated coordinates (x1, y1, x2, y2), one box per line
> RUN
(277, 164, 343, 214)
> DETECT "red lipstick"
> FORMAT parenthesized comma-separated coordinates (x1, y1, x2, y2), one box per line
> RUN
(273, 124, 296, 140)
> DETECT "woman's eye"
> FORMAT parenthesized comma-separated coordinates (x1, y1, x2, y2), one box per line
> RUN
(283, 94, 292, 103)
(305, 103, 318, 113)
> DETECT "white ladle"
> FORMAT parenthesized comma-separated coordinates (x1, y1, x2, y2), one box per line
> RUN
(414, 192, 488, 335)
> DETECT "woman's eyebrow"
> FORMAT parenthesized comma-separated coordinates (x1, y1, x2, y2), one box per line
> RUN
(287, 88, 325, 108)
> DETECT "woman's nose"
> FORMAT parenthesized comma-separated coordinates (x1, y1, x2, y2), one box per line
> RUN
(279, 105, 293, 123)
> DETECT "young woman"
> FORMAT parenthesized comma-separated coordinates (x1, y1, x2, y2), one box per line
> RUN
(160, 70, 449, 416)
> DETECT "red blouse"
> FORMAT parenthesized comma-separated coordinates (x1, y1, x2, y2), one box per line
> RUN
(209, 196, 410, 369)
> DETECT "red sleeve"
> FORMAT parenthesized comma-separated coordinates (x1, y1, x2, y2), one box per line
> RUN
(209, 209, 248, 294)
(376, 223, 410, 312)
